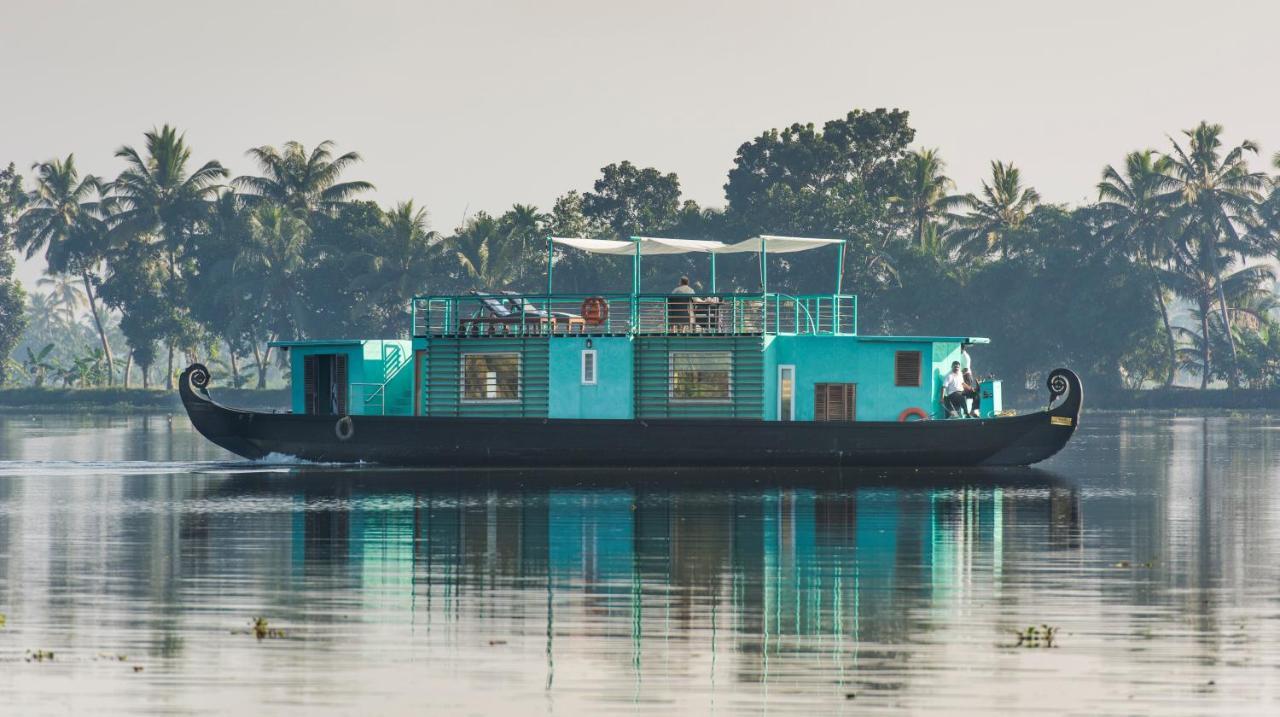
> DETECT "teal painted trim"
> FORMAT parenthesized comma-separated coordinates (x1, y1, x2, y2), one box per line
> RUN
(858, 335, 989, 344)
(272, 339, 362, 348)
(548, 337, 634, 419)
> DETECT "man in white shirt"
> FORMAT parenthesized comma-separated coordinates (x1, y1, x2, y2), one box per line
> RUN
(671, 276, 695, 295)
(942, 361, 967, 417)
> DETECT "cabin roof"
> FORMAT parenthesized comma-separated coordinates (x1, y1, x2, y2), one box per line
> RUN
(269, 339, 366, 349)
(856, 335, 990, 345)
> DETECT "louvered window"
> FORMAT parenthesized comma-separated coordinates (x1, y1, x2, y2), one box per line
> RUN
(332, 353, 348, 415)
(303, 355, 317, 414)
(814, 383, 856, 422)
(894, 351, 922, 387)
(303, 353, 348, 415)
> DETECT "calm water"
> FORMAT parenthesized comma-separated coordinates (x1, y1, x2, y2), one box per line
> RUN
(1, 413, 1279, 715)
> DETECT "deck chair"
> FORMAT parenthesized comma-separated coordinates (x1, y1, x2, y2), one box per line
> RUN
(501, 292, 586, 334)
(458, 291, 542, 335)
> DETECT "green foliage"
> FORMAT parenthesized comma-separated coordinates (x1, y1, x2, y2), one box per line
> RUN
(0, 163, 27, 383)
(8, 111, 1280, 396)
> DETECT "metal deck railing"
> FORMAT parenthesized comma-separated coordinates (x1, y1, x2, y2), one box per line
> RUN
(411, 293, 856, 338)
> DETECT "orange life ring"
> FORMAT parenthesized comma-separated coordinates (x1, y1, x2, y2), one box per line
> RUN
(581, 296, 609, 325)
(898, 407, 929, 422)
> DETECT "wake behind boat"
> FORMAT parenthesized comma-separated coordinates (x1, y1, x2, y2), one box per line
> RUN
(179, 235, 1082, 468)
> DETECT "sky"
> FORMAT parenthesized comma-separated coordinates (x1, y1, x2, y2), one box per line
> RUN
(3, 0, 1278, 286)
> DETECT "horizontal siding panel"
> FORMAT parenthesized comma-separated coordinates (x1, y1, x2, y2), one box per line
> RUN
(634, 336, 763, 419)
(423, 337, 549, 418)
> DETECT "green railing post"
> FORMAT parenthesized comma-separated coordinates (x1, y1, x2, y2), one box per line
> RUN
(835, 241, 845, 294)
(546, 237, 554, 295)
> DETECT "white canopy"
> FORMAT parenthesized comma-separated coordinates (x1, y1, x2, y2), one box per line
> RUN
(547, 234, 847, 294)
(551, 236, 725, 256)
(712, 235, 848, 254)
(551, 235, 843, 256)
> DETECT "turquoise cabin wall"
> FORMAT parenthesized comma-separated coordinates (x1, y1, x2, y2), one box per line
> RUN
(548, 337, 634, 419)
(764, 336, 946, 421)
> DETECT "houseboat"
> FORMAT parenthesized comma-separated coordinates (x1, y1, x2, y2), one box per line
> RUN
(180, 235, 1082, 467)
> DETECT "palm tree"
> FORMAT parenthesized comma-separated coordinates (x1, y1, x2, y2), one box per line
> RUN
(890, 148, 965, 251)
(1097, 150, 1179, 385)
(24, 292, 65, 339)
(1161, 122, 1269, 388)
(109, 125, 228, 278)
(235, 203, 310, 387)
(448, 212, 526, 289)
(953, 161, 1041, 259)
(108, 125, 227, 388)
(15, 155, 117, 382)
(349, 201, 445, 333)
(500, 203, 550, 290)
(37, 275, 86, 325)
(232, 140, 373, 222)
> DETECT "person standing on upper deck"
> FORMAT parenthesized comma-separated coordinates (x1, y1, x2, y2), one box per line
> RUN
(668, 276, 695, 332)
(671, 276, 695, 295)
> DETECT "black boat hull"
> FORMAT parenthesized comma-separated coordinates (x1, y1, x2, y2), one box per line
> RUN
(178, 365, 1082, 468)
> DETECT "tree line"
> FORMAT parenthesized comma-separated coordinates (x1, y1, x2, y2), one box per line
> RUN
(0, 108, 1278, 395)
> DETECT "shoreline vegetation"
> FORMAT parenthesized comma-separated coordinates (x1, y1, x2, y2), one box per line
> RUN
(0, 386, 288, 413)
(1, 108, 1279, 406)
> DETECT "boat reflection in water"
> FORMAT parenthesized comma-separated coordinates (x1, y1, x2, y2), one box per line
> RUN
(210, 468, 1081, 695)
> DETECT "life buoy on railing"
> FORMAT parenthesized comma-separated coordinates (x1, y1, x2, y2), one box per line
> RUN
(581, 296, 609, 325)
(898, 407, 929, 422)
(335, 416, 355, 441)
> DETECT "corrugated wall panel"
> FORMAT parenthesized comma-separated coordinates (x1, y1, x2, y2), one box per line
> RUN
(634, 336, 764, 419)
(423, 337, 550, 417)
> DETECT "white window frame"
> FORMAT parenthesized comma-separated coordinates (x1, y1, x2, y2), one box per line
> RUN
(581, 349, 597, 385)
(777, 364, 795, 421)
(460, 352, 522, 403)
(668, 350, 734, 404)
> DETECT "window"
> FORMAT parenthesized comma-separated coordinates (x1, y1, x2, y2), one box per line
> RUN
(778, 365, 795, 421)
(461, 353, 520, 402)
(581, 349, 597, 385)
(894, 351, 922, 387)
(670, 351, 732, 402)
(814, 383, 856, 421)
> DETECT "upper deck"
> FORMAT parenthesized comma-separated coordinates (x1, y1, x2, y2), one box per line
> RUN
(411, 292, 857, 338)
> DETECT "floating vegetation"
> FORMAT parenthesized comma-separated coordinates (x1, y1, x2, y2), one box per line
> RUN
(0, 612, 6, 628)
(488, 640, 508, 646)
(95, 653, 128, 662)
(1012, 625, 1059, 648)
(1112, 559, 1157, 569)
(26, 649, 55, 662)
(250, 617, 286, 640)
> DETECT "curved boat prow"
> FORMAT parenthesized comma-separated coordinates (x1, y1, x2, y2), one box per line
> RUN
(979, 367, 1083, 466)
(179, 364, 269, 460)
